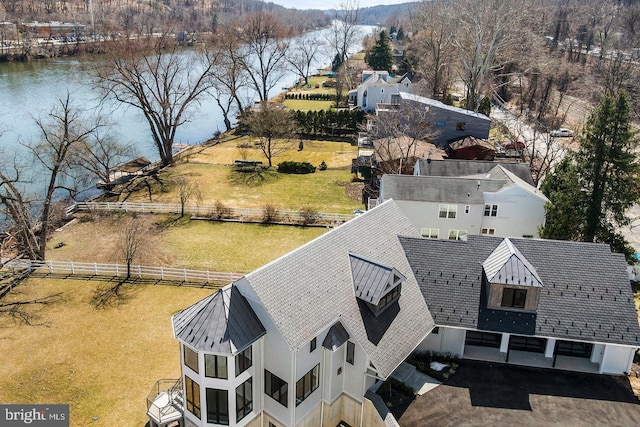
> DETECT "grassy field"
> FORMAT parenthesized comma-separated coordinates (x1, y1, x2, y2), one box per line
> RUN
(119, 137, 362, 213)
(0, 278, 212, 427)
(283, 99, 335, 111)
(47, 214, 327, 273)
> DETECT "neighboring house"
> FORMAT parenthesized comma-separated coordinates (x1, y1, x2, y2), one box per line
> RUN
(148, 200, 640, 427)
(448, 136, 496, 160)
(404, 235, 640, 376)
(379, 165, 548, 238)
(395, 92, 490, 149)
(414, 158, 535, 186)
(348, 70, 415, 112)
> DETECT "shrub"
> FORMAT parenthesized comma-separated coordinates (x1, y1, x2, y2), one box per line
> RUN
(212, 200, 232, 220)
(318, 160, 327, 171)
(299, 208, 319, 226)
(277, 161, 316, 174)
(262, 203, 280, 224)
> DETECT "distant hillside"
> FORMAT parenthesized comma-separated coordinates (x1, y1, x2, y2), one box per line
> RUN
(327, 2, 418, 26)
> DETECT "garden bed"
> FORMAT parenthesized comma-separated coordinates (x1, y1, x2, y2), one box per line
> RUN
(406, 351, 460, 382)
(375, 377, 416, 419)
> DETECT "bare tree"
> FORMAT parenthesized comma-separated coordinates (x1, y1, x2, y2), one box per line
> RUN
(233, 11, 290, 103)
(116, 215, 149, 280)
(174, 176, 202, 217)
(0, 94, 99, 260)
(448, 0, 523, 111)
(92, 36, 215, 167)
(244, 103, 298, 167)
(365, 103, 434, 174)
(206, 34, 251, 132)
(328, 0, 362, 89)
(286, 33, 325, 86)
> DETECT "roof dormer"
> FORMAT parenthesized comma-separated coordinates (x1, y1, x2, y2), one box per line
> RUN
(482, 238, 543, 311)
(349, 252, 405, 317)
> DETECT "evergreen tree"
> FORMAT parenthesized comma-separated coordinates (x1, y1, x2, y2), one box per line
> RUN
(364, 30, 394, 73)
(540, 90, 640, 261)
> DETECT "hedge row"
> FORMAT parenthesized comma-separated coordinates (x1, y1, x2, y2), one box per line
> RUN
(294, 109, 365, 137)
(285, 93, 336, 101)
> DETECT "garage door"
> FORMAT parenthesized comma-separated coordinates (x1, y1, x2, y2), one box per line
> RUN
(555, 341, 593, 358)
(509, 336, 546, 353)
(465, 331, 501, 348)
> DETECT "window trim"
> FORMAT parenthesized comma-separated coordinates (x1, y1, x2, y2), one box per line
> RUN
(295, 364, 320, 406)
(185, 375, 201, 419)
(448, 229, 467, 240)
(235, 346, 252, 377)
(439, 204, 457, 219)
(236, 378, 253, 422)
(346, 341, 355, 365)
(501, 287, 527, 309)
(481, 228, 496, 236)
(205, 387, 229, 425)
(265, 370, 288, 407)
(421, 227, 439, 239)
(205, 354, 228, 379)
(183, 344, 199, 374)
(310, 337, 316, 353)
(484, 204, 498, 217)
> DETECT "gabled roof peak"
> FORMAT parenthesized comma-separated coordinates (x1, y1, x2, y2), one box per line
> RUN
(482, 238, 543, 287)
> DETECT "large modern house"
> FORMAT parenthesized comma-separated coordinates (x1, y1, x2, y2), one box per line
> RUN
(379, 164, 548, 238)
(147, 201, 640, 427)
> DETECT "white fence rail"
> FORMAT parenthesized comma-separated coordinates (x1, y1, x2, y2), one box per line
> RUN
(68, 202, 356, 224)
(1, 259, 241, 285)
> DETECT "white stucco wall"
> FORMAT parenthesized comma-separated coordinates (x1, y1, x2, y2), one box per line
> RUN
(600, 344, 636, 375)
(392, 199, 484, 239)
(481, 186, 547, 238)
(416, 327, 466, 357)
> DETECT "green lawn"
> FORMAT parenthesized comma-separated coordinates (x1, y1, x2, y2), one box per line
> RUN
(284, 99, 335, 111)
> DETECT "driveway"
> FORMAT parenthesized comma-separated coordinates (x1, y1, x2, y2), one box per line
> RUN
(397, 360, 640, 427)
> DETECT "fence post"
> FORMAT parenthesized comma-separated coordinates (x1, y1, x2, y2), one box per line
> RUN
(48, 261, 53, 274)
(71, 262, 75, 274)
(160, 267, 164, 280)
(183, 269, 187, 282)
(137, 265, 141, 278)
(115, 264, 119, 275)
(94, 263, 98, 275)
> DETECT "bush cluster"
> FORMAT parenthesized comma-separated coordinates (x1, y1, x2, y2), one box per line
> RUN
(277, 161, 316, 174)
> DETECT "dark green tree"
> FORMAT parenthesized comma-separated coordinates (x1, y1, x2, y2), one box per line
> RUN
(364, 30, 394, 73)
(540, 90, 640, 261)
(478, 97, 492, 116)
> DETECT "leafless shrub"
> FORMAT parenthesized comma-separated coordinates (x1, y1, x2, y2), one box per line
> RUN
(299, 208, 319, 226)
(262, 203, 280, 224)
(212, 200, 232, 220)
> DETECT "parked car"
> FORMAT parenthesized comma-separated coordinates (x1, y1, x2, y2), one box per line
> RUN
(501, 140, 525, 150)
(551, 128, 574, 137)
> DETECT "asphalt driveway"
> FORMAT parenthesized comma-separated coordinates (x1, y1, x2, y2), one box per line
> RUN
(398, 360, 640, 427)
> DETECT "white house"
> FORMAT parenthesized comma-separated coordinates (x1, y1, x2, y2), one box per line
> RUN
(379, 164, 548, 238)
(148, 200, 640, 427)
(348, 71, 415, 112)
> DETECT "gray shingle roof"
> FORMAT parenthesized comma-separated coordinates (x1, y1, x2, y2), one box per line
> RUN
(350, 252, 406, 305)
(380, 174, 507, 204)
(244, 200, 434, 378)
(414, 158, 535, 186)
(400, 92, 490, 121)
(172, 285, 266, 354)
(483, 238, 543, 287)
(400, 235, 640, 346)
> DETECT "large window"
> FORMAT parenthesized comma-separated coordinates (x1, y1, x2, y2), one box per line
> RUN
(236, 378, 253, 422)
(206, 388, 229, 425)
(484, 204, 498, 217)
(439, 204, 457, 219)
(295, 364, 319, 406)
(185, 375, 201, 419)
(346, 341, 355, 365)
(265, 370, 288, 407)
(501, 288, 527, 309)
(481, 228, 495, 236)
(205, 354, 228, 379)
(184, 345, 199, 374)
(421, 228, 439, 239)
(236, 346, 252, 376)
(310, 337, 316, 352)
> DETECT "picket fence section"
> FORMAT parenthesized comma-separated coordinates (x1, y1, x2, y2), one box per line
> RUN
(2, 259, 242, 285)
(67, 202, 356, 224)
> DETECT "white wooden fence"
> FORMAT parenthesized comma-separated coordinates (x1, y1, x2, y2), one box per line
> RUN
(67, 202, 356, 224)
(1, 259, 241, 286)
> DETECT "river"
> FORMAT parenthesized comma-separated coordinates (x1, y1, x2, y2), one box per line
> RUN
(0, 25, 376, 164)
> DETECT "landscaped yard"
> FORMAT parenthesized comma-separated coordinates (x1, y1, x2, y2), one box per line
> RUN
(0, 278, 212, 427)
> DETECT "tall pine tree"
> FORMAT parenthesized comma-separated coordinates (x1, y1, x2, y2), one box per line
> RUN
(365, 30, 394, 73)
(541, 90, 640, 261)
